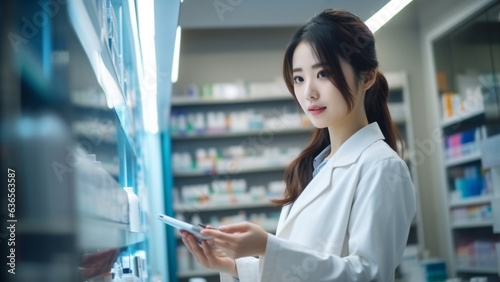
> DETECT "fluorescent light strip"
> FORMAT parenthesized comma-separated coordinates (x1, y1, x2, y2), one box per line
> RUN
(171, 26, 181, 83)
(138, 0, 159, 134)
(365, 0, 413, 33)
(128, 0, 144, 82)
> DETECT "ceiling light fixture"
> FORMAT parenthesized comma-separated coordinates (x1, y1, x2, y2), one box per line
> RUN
(365, 0, 413, 33)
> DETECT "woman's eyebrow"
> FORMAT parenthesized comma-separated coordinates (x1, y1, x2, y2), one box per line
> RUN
(293, 63, 325, 73)
(311, 63, 325, 69)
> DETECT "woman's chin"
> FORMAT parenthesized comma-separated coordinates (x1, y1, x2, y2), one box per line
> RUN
(311, 123, 328, 129)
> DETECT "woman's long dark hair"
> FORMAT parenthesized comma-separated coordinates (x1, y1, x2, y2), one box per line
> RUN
(274, 9, 403, 206)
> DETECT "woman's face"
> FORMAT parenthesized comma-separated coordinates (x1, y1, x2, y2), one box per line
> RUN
(292, 41, 360, 129)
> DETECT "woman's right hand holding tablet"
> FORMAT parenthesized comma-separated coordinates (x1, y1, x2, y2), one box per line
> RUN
(180, 230, 238, 277)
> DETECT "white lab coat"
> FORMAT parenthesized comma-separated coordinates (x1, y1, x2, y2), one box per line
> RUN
(220, 122, 416, 282)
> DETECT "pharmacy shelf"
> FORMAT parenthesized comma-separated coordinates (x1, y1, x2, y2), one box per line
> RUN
(171, 126, 313, 140)
(17, 220, 74, 235)
(173, 164, 288, 177)
(445, 152, 482, 167)
(68, 0, 137, 157)
(452, 220, 493, 229)
(455, 266, 499, 274)
(73, 131, 118, 146)
(171, 95, 292, 106)
(178, 269, 220, 278)
(78, 218, 146, 251)
(101, 163, 120, 177)
(174, 201, 275, 213)
(72, 102, 110, 111)
(449, 195, 494, 208)
(440, 110, 485, 128)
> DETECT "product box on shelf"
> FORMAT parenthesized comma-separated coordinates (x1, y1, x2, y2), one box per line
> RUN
(444, 126, 486, 162)
(74, 149, 129, 224)
(247, 80, 289, 98)
(172, 146, 300, 175)
(441, 74, 485, 122)
(170, 109, 309, 137)
(211, 82, 247, 99)
(456, 238, 498, 269)
(451, 204, 492, 225)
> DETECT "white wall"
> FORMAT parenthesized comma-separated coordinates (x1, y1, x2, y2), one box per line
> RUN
(174, 27, 297, 95)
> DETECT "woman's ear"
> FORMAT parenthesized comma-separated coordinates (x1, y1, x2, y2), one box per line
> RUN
(361, 69, 377, 91)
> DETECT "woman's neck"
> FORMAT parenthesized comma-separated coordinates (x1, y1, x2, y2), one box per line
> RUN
(326, 115, 368, 159)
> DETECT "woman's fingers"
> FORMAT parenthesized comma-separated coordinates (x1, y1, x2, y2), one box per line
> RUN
(201, 240, 216, 262)
(201, 228, 239, 241)
(218, 222, 250, 233)
(182, 234, 208, 267)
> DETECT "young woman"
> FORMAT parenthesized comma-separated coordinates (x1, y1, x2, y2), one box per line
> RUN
(180, 9, 416, 281)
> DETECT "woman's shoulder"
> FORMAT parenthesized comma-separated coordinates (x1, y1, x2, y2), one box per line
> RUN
(355, 140, 413, 188)
(358, 139, 404, 167)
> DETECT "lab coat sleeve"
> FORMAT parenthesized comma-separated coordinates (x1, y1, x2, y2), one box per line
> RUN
(260, 157, 416, 281)
(219, 256, 260, 282)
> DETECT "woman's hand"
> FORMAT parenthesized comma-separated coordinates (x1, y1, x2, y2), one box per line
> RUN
(200, 222, 268, 259)
(180, 230, 237, 276)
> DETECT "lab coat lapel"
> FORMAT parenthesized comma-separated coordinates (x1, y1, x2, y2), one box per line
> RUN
(276, 204, 291, 235)
(276, 122, 385, 237)
(277, 160, 334, 236)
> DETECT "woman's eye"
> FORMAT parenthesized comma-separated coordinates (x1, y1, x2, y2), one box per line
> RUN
(318, 70, 327, 78)
(293, 76, 303, 83)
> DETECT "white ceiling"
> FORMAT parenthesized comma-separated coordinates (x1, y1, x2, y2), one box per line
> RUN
(179, 0, 391, 29)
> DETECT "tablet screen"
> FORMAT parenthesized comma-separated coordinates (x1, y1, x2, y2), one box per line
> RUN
(157, 214, 211, 240)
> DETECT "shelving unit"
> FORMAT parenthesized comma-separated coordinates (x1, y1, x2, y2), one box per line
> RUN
(173, 164, 289, 177)
(431, 1, 500, 279)
(445, 152, 483, 167)
(174, 201, 274, 213)
(449, 195, 494, 208)
(440, 110, 485, 128)
(171, 94, 293, 106)
(1, 0, 179, 281)
(169, 93, 302, 281)
(452, 220, 493, 229)
(171, 126, 312, 140)
(454, 266, 499, 275)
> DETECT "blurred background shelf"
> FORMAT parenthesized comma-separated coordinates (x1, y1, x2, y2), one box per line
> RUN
(78, 218, 146, 251)
(174, 201, 275, 213)
(173, 164, 289, 177)
(452, 220, 493, 229)
(445, 153, 482, 167)
(441, 110, 485, 128)
(171, 94, 291, 106)
(449, 195, 494, 208)
(171, 126, 313, 140)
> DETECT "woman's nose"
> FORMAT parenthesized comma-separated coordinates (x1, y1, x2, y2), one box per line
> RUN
(305, 81, 319, 100)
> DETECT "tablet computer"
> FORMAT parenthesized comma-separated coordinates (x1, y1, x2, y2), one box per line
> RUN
(157, 214, 211, 241)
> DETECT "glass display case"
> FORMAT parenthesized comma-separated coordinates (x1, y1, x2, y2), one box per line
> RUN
(432, 1, 500, 279)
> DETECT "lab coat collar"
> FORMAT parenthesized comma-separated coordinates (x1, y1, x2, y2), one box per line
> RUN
(329, 122, 385, 168)
(277, 122, 385, 235)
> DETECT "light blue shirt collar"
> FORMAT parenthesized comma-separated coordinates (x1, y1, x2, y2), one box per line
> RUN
(313, 145, 331, 177)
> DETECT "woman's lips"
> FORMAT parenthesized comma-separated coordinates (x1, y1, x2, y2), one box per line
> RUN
(308, 106, 326, 116)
